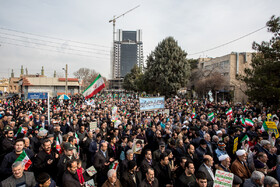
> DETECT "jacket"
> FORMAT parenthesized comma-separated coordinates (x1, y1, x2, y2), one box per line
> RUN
(101, 179, 122, 187)
(198, 164, 214, 187)
(62, 170, 82, 187)
(154, 163, 172, 187)
(231, 158, 251, 181)
(1, 171, 36, 187)
(121, 171, 137, 187)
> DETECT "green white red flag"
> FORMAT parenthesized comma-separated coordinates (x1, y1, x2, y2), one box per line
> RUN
(226, 108, 233, 118)
(14, 126, 27, 138)
(109, 161, 119, 170)
(82, 74, 105, 99)
(56, 137, 62, 154)
(15, 151, 32, 170)
(245, 118, 254, 127)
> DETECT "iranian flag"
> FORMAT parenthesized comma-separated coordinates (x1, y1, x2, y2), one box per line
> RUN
(82, 74, 105, 99)
(243, 107, 247, 113)
(240, 134, 249, 143)
(75, 132, 80, 145)
(56, 137, 62, 154)
(261, 121, 268, 132)
(208, 112, 215, 123)
(185, 102, 189, 106)
(226, 108, 233, 118)
(109, 161, 119, 170)
(14, 126, 27, 138)
(245, 118, 254, 127)
(15, 151, 32, 170)
(192, 100, 197, 105)
(240, 118, 246, 127)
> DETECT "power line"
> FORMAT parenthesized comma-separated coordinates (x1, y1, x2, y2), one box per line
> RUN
(0, 40, 110, 60)
(0, 35, 110, 56)
(0, 32, 111, 54)
(188, 25, 267, 56)
(0, 27, 111, 49)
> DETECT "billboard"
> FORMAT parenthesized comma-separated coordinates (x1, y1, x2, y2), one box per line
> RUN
(27, 92, 48, 100)
(139, 97, 165, 111)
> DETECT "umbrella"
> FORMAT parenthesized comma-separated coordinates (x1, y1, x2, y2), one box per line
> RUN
(58, 94, 70, 100)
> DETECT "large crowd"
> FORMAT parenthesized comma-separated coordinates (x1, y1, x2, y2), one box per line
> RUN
(0, 93, 279, 187)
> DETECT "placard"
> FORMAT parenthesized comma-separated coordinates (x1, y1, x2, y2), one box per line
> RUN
(233, 137, 238, 154)
(86, 166, 97, 177)
(213, 170, 234, 187)
(132, 139, 144, 154)
(90, 122, 97, 131)
(265, 121, 279, 138)
(85, 179, 96, 187)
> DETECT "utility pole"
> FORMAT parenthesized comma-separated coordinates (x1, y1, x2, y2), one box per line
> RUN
(66, 64, 68, 95)
(63, 64, 68, 95)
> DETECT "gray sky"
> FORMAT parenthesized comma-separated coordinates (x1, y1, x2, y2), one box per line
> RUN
(0, 0, 279, 79)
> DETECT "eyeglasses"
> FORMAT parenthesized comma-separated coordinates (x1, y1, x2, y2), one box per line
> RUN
(8, 132, 14, 135)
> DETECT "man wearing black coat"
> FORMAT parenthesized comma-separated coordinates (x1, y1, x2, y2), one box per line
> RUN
(93, 142, 114, 187)
(33, 139, 59, 180)
(62, 159, 81, 187)
(154, 152, 173, 187)
(121, 160, 138, 187)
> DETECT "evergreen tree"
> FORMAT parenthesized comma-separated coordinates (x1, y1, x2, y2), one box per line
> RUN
(144, 37, 190, 97)
(123, 65, 144, 92)
(242, 15, 280, 107)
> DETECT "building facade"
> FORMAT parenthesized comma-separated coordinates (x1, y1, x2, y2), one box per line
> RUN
(198, 52, 252, 104)
(112, 29, 143, 79)
(19, 77, 80, 99)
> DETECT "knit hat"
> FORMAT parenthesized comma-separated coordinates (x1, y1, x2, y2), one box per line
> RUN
(128, 160, 137, 170)
(218, 142, 226, 148)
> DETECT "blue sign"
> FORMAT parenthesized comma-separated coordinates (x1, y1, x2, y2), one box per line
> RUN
(27, 92, 48, 100)
(139, 97, 165, 111)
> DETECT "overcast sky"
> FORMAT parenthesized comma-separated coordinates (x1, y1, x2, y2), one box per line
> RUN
(0, 0, 279, 79)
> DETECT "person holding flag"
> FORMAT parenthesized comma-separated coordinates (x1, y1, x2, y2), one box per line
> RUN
(0, 138, 34, 180)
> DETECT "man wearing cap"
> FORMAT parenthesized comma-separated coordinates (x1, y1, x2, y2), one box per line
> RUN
(57, 142, 75, 186)
(231, 149, 251, 181)
(121, 160, 138, 187)
(195, 139, 210, 165)
(153, 142, 165, 165)
(215, 141, 227, 159)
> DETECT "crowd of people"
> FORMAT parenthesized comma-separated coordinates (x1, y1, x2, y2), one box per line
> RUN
(0, 92, 280, 187)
